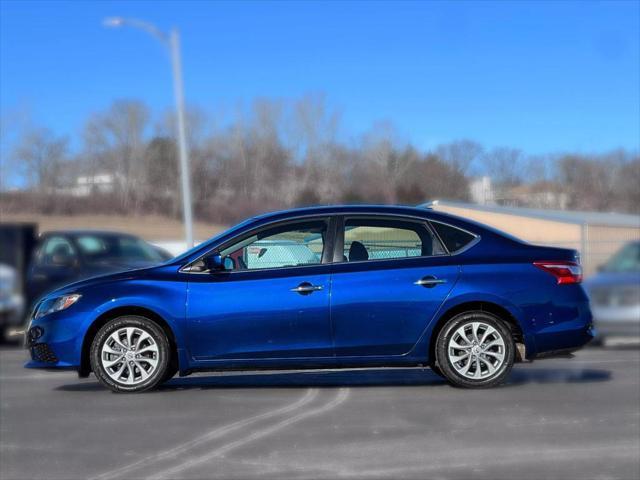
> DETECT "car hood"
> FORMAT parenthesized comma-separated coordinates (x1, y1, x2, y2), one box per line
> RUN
(584, 272, 640, 289)
(43, 266, 158, 299)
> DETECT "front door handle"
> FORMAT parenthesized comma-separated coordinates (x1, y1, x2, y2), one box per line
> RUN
(290, 282, 324, 295)
(414, 276, 447, 288)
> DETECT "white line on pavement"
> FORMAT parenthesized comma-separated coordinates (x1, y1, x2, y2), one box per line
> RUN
(149, 388, 350, 480)
(89, 388, 318, 480)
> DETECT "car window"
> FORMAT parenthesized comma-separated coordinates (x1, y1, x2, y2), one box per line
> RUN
(75, 234, 164, 263)
(603, 242, 640, 273)
(39, 236, 76, 265)
(342, 218, 445, 262)
(430, 221, 476, 253)
(218, 220, 327, 271)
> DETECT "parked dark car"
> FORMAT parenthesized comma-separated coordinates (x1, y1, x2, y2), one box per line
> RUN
(584, 241, 640, 343)
(25, 205, 594, 392)
(26, 231, 172, 307)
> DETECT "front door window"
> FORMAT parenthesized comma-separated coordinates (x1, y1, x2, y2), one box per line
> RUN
(218, 220, 328, 271)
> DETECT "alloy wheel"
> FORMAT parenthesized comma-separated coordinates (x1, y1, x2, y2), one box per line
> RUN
(447, 321, 506, 380)
(100, 327, 159, 386)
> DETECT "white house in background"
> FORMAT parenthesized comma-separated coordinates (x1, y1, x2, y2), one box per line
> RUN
(469, 176, 495, 205)
(59, 172, 122, 197)
(496, 181, 569, 210)
(469, 177, 569, 210)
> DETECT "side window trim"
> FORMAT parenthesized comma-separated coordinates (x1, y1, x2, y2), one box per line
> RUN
(428, 220, 480, 255)
(182, 215, 336, 274)
(334, 214, 447, 264)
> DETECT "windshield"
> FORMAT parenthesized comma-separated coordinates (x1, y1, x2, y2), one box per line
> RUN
(75, 234, 164, 263)
(603, 242, 640, 273)
(169, 218, 256, 264)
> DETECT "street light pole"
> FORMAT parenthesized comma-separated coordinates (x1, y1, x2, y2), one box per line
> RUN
(104, 17, 194, 248)
(168, 29, 194, 249)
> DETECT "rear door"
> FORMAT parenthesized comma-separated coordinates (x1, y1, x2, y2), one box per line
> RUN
(330, 216, 460, 357)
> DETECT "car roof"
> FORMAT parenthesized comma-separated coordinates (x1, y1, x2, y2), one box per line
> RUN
(251, 204, 435, 221)
(249, 204, 486, 233)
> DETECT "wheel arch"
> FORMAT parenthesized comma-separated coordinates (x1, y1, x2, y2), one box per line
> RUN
(78, 306, 179, 378)
(427, 301, 527, 365)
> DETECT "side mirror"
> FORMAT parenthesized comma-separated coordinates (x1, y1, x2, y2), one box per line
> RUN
(204, 253, 224, 272)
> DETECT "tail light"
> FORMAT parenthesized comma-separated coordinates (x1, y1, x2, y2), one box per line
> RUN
(534, 261, 582, 284)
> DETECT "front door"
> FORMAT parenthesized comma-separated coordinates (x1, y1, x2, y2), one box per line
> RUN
(185, 218, 334, 361)
(330, 216, 459, 357)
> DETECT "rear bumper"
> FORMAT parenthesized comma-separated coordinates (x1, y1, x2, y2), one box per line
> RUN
(531, 302, 595, 358)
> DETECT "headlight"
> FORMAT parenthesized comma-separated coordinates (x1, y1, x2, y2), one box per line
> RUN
(34, 294, 82, 319)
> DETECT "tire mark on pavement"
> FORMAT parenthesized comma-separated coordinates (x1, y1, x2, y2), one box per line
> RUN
(89, 388, 318, 480)
(149, 388, 350, 480)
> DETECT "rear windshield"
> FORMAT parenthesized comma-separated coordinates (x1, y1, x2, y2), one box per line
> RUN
(431, 221, 477, 253)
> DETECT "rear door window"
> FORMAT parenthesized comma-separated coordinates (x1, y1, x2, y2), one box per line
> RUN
(342, 218, 446, 262)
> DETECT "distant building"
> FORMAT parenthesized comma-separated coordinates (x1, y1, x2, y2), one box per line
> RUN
(496, 181, 569, 210)
(469, 176, 495, 205)
(469, 177, 568, 210)
(422, 200, 640, 276)
(59, 172, 122, 197)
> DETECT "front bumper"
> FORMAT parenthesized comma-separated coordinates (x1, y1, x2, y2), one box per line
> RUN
(23, 308, 86, 370)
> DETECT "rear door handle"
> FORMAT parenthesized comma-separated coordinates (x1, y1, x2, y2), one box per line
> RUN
(414, 276, 447, 288)
(290, 282, 324, 295)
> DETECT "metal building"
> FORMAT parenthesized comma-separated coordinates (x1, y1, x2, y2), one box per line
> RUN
(422, 200, 640, 277)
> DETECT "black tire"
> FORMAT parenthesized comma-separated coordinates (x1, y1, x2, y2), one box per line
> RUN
(429, 362, 444, 378)
(435, 311, 515, 389)
(90, 315, 171, 393)
(161, 356, 179, 383)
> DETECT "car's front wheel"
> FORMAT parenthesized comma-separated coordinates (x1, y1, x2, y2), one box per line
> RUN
(90, 315, 171, 393)
(435, 311, 515, 388)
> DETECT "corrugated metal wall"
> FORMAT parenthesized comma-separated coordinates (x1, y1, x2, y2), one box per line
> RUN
(434, 205, 640, 277)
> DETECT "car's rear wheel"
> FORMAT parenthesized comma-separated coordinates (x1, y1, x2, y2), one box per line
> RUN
(435, 311, 515, 388)
(90, 315, 170, 393)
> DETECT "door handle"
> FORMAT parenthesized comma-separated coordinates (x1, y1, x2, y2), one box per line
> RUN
(414, 276, 447, 288)
(290, 282, 324, 295)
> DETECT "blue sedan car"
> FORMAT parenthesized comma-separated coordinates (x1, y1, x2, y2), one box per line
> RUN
(25, 205, 593, 392)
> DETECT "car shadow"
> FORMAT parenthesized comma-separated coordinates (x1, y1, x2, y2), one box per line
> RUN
(505, 367, 611, 387)
(54, 366, 611, 392)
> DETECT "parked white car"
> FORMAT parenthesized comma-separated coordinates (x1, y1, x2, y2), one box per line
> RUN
(0, 263, 25, 341)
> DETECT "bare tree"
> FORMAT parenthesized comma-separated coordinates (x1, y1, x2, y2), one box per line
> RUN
(481, 147, 523, 187)
(12, 126, 68, 193)
(80, 100, 150, 212)
(436, 139, 484, 175)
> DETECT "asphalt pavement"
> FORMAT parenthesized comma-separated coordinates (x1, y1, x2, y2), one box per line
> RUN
(1, 346, 639, 480)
